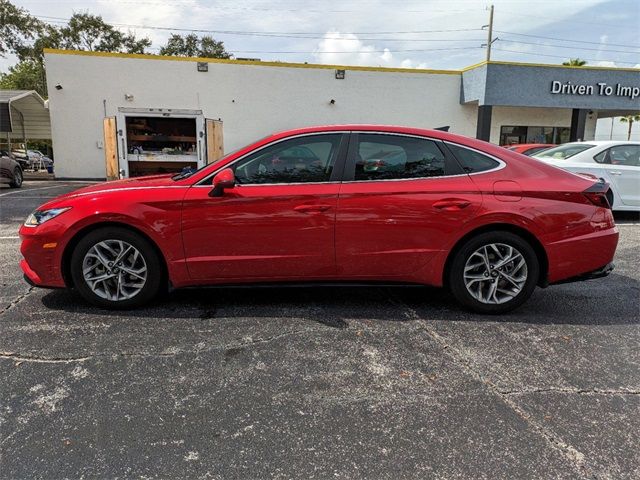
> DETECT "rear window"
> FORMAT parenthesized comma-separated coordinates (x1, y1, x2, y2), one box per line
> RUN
(524, 146, 551, 156)
(446, 143, 500, 173)
(534, 144, 595, 160)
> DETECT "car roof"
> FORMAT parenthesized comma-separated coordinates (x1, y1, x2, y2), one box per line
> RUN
(510, 143, 555, 148)
(561, 140, 640, 146)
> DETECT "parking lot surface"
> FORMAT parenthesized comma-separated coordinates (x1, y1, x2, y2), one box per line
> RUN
(1, 181, 639, 479)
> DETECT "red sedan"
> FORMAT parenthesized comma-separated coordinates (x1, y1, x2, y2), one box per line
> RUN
(506, 143, 556, 156)
(19, 126, 618, 314)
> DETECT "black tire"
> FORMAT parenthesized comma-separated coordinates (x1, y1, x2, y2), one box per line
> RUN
(9, 167, 23, 188)
(448, 231, 539, 314)
(70, 227, 163, 309)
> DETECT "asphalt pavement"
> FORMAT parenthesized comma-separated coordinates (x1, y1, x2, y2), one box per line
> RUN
(1, 181, 639, 479)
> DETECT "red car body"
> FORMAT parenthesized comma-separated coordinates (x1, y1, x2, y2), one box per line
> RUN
(20, 125, 618, 311)
(506, 143, 556, 156)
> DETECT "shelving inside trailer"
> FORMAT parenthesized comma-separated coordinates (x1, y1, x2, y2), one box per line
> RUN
(125, 116, 198, 177)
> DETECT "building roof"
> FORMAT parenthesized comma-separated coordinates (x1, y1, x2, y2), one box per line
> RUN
(42, 48, 640, 75)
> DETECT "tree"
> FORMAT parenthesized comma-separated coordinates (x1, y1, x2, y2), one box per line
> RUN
(0, 59, 46, 95)
(562, 58, 587, 66)
(620, 114, 640, 141)
(1, 6, 152, 97)
(57, 13, 151, 53)
(160, 33, 231, 59)
(0, 0, 44, 58)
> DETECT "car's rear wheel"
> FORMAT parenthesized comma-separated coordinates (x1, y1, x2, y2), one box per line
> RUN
(9, 167, 22, 188)
(70, 227, 162, 309)
(449, 231, 539, 314)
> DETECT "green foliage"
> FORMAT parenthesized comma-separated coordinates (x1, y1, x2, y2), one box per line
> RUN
(0, 2, 233, 99)
(0, 0, 44, 57)
(619, 114, 640, 123)
(1, 2, 155, 97)
(159, 33, 231, 59)
(57, 13, 151, 53)
(0, 59, 46, 96)
(620, 114, 640, 140)
(562, 58, 587, 66)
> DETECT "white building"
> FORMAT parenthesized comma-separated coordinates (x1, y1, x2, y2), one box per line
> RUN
(43, 49, 639, 179)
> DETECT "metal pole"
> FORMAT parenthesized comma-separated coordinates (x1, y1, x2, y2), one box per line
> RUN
(610, 117, 614, 140)
(486, 5, 494, 62)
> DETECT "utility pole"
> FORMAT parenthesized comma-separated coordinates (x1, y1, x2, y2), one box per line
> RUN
(485, 4, 495, 61)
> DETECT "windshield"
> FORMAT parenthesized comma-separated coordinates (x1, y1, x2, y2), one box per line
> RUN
(534, 143, 595, 160)
(171, 146, 244, 181)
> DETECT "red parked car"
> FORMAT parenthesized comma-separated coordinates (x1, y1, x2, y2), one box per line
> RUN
(506, 143, 556, 156)
(20, 126, 618, 313)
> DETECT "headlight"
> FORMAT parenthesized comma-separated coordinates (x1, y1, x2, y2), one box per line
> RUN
(24, 207, 71, 227)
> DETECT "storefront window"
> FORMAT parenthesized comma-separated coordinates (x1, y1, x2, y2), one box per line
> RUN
(500, 126, 570, 146)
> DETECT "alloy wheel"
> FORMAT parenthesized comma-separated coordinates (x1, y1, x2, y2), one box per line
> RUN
(82, 239, 147, 301)
(463, 243, 528, 305)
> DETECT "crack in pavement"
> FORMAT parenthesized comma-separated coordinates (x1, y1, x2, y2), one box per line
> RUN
(0, 286, 34, 316)
(0, 328, 313, 364)
(500, 387, 640, 396)
(388, 294, 600, 480)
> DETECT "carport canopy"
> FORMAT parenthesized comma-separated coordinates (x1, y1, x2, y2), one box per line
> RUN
(0, 90, 51, 140)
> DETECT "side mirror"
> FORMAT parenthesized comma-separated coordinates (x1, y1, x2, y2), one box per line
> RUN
(209, 168, 236, 197)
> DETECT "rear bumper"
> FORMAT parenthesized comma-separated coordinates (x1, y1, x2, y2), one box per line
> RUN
(545, 226, 618, 284)
(551, 262, 614, 285)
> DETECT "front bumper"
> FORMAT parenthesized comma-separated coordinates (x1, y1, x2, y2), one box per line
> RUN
(19, 224, 68, 288)
(551, 262, 614, 285)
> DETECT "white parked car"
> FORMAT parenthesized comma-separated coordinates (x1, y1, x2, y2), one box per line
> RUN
(533, 141, 640, 211)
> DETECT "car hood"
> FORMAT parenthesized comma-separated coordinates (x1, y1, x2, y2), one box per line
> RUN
(37, 174, 182, 209)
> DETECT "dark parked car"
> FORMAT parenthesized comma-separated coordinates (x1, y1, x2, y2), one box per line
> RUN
(0, 150, 23, 188)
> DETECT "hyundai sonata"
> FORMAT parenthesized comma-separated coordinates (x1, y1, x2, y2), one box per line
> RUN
(20, 126, 618, 313)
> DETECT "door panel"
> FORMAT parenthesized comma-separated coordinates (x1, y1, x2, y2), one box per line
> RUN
(103, 117, 119, 180)
(598, 144, 640, 207)
(336, 132, 481, 280)
(336, 177, 481, 278)
(205, 118, 224, 164)
(607, 165, 640, 206)
(181, 184, 339, 280)
(181, 132, 348, 281)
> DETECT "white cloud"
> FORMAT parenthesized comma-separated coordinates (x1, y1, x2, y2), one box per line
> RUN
(312, 31, 429, 69)
(593, 60, 619, 67)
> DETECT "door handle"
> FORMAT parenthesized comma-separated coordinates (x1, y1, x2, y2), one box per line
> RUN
(294, 204, 332, 213)
(608, 170, 622, 176)
(433, 199, 471, 210)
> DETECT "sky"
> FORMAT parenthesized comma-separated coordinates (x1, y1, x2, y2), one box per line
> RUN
(3, 0, 638, 71)
(2, 0, 639, 138)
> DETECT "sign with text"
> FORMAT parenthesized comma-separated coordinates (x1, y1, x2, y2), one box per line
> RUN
(551, 80, 640, 99)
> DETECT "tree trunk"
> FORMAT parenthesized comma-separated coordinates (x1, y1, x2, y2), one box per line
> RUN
(628, 120, 633, 141)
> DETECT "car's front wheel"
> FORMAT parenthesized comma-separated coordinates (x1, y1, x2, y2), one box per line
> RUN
(70, 227, 163, 309)
(9, 167, 23, 188)
(448, 231, 539, 314)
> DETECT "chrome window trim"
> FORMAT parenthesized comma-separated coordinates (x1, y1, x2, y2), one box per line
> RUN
(195, 131, 349, 187)
(194, 131, 508, 187)
(342, 133, 506, 184)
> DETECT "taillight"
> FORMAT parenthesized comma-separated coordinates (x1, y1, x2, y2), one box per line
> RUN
(583, 182, 612, 209)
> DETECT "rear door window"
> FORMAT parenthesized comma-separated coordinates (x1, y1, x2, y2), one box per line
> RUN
(351, 134, 447, 181)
